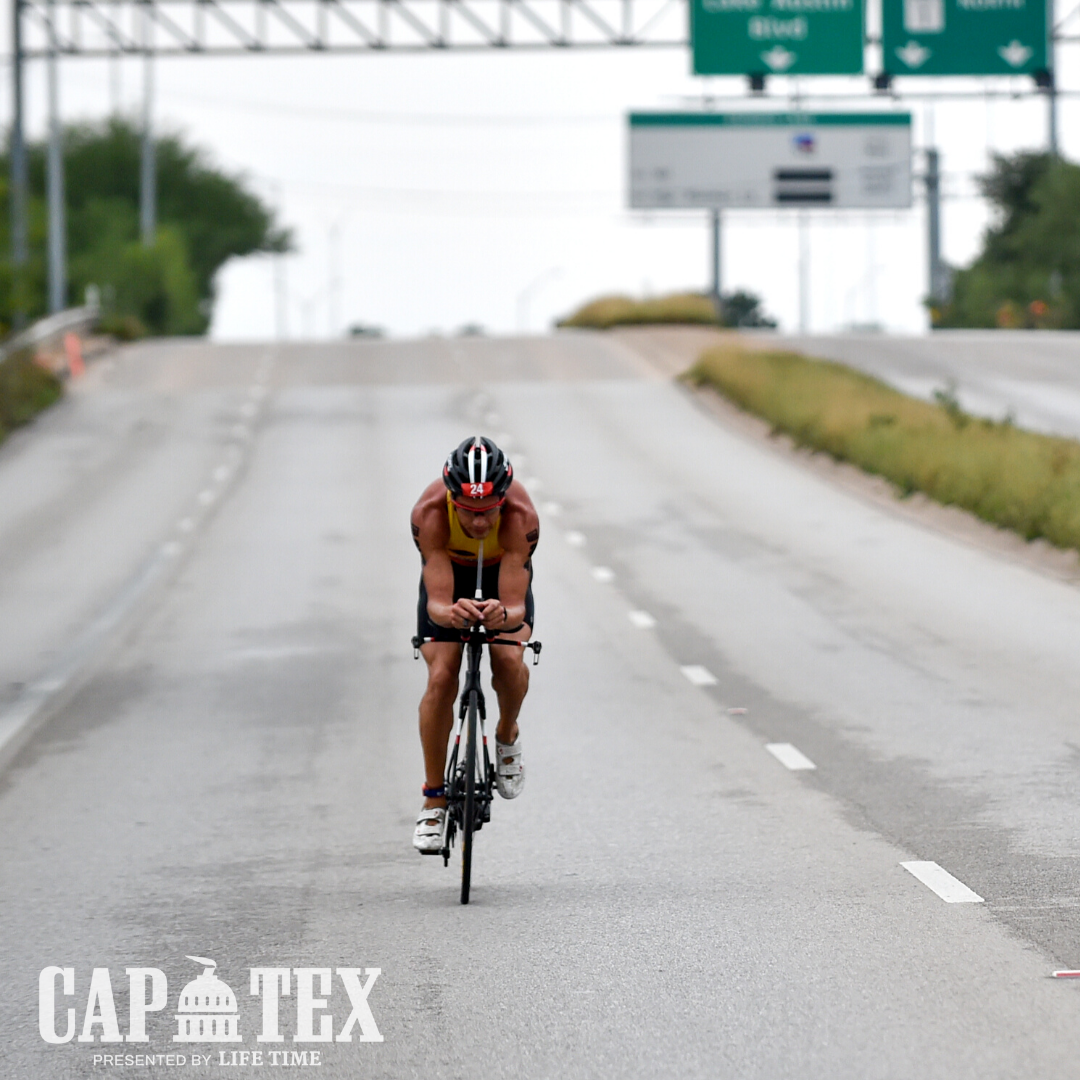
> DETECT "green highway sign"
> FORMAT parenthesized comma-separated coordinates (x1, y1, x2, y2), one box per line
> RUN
(882, 0, 1048, 75)
(690, 0, 864, 75)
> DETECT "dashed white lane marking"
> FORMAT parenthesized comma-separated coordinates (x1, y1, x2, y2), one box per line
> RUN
(592, 566, 615, 583)
(524, 477, 544, 491)
(766, 743, 817, 771)
(542, 502, 562, 517)
(564, 530, 586, 547)
(197, 489, 216, 506)
(212, 465, 231, 483)
(160, 541, 183, 558)
(901, 861, 984, 903)
(240, 401, 258, 418)
(680, 665, 718, 687)
(628, 610, 656, 629)
(178, 518, 195, 533)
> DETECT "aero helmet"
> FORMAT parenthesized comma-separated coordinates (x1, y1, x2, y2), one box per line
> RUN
(443, 436, 513, 499)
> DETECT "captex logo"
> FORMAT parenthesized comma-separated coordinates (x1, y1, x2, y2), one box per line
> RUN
(39, 955, 382, 1066)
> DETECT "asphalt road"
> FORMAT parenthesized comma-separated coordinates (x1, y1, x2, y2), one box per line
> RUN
(776, 329, 1080, 438)
(4, 331, 1080, 1079)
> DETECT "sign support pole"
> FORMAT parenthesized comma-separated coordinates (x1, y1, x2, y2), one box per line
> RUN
(926, 147, 947, 306)
(798, 211, 810, 335)
(710, 208, 722, 320)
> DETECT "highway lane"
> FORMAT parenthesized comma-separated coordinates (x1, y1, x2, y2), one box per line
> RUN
(775, 330, 1080, 439)
(3, 333, 1080, 1077)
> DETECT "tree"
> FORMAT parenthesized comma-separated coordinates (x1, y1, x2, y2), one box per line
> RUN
(0, 117, 291, 336)
(935, 151, 1080, 330)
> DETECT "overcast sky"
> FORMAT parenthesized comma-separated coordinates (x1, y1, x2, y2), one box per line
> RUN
(6, 5, 1078, 339)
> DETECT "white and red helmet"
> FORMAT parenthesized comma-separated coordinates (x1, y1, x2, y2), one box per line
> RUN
(443, 436, 513, 499)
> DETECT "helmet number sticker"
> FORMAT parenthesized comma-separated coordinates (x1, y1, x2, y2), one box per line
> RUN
(468, 482, 494, 496)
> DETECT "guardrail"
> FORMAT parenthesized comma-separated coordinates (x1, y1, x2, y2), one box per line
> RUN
(0, 305, 100, 364)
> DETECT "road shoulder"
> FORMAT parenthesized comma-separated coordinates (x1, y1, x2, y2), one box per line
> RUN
(610, 324, 1080, 587)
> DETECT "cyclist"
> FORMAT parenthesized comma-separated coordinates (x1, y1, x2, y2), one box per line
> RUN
(410, 436, 539, 854)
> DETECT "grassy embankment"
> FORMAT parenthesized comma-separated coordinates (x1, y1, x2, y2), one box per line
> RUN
(558, 293, 718, 329)
(686, 343, 1080, 552)
(0, 350, 62, 446)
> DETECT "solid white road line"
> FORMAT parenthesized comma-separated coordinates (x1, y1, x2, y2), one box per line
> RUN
(901, 861, 984, 903)
(592, 566, 615, 583)
(680, 665, 718, 687)
(765, 743, 817, 771)
(564, 531, 586, 547)
(628, 610, 656, 629)
(542, 502, 562, 517)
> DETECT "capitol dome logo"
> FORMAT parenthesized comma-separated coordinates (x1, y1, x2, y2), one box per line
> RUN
(172, 956, 241, 1043)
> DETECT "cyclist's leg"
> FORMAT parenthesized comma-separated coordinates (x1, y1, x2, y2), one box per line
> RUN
(418, 641, 463, 811)
(489, 624, 531, 747)
(489, 567, 534, 748)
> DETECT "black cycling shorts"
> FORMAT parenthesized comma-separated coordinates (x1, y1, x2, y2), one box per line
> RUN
(416, 560, 534, 643)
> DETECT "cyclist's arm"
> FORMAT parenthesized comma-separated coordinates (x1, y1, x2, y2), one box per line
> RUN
(493, 509, 537, 631)
(413, 499, 487, 629)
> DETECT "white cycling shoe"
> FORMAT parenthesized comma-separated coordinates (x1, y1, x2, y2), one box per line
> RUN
(412, 806, 446, 855)
(494, 737, 525, 799)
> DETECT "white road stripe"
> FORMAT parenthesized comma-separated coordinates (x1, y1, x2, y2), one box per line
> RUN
(680, 665, 718, 687)
(541, 502, 562, 517)
(628, 610, 656, 629)
(592, 566, 615, 583)
(901, 861, 984, 903)
(564, 531, 586, 547)
(765, 743, 817, 770)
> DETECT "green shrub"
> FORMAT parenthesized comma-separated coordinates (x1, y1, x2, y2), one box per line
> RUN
(0, 348, 62, 443)
(687, 344, 1080, 551)
(558, 292, 720, 329)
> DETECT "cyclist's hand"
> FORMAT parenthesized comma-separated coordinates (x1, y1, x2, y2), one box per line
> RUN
(476, 599, 506, 631)
(448, 598, 485, 629)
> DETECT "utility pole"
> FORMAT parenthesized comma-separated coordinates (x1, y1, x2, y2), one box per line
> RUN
(709, 209, 722, 321)
(10, 0, 28, 328)
(46, 0, 67, 314)
(140, 4, 156, 246)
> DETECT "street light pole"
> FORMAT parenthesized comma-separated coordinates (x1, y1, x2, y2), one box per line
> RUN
(140, 3, 156, 246)
(10, 0, 28, 328)
(46, 0, 67, 314)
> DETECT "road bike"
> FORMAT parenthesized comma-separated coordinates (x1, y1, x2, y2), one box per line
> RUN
(412, 624, 541, 903)
(412, 549, 541, 904)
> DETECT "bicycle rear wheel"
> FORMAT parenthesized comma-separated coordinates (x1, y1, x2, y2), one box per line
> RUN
(460, 688, 478, 905)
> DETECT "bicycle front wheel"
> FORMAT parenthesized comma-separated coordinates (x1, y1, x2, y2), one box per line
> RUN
(460, 688, 478, 905)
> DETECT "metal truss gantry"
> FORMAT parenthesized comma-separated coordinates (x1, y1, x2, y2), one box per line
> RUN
(16, 0, 687, 58)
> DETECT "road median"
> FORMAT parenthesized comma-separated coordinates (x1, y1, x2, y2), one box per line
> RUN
(686, 342, 1080, 554)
